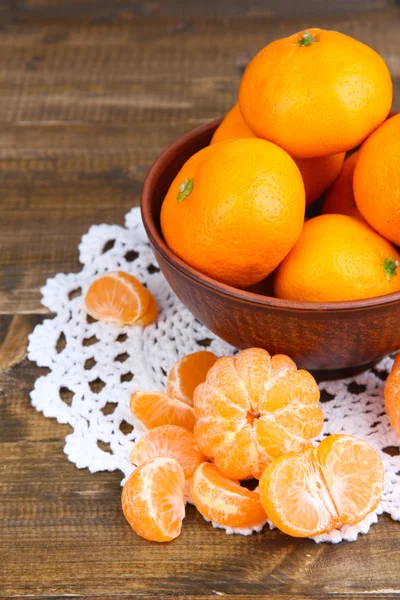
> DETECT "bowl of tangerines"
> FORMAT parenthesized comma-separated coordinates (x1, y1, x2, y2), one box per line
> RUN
(85, 28, 400, 545)
(142, 27, 400, 378)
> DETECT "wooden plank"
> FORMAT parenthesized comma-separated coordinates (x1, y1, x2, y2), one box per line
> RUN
(0, 0, 391, 25)
(1, 357, 400, 598)
(4, 597, 400, 600)
(0, 314, 38, 370)
(0, 12, 398, 125)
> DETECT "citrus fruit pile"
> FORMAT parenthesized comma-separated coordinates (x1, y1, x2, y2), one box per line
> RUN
(122, 348, 384, 542)
(161, 28, 400, 302)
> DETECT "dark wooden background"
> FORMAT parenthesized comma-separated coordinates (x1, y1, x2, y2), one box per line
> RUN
(1, 1, 400, 598)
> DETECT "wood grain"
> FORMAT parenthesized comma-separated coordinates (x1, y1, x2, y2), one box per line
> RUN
(1, 361, 400, 598)
(1, 1, 400, 598)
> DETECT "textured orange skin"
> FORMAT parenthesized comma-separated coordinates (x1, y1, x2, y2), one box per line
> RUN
(211, 104, 344, 206)
(239, 29, 392, 158)
(259, 434, 384, 538)
(274, 214, 400, 302)
(354, 113, 400, 246)
(161, 138, 305, 288)
(211, 104, 255, 144)
(384, 354, 400, 437)
(295, 153, 345, 206)
(322, 152, 363, 220)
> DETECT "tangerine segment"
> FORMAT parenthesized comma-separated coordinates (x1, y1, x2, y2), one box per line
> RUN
(316, 434, 384, 525)
(167, 351, 218, 407)
(384, 354, 400, 436)
(190, 462, 267, 530)
(130, 425, 206, 479)
(259, 434, 384, 538)
(135, 293, 158, 327)
(130, 390, 196, 431)
(122, 457, 185, 542)
(193, 348, 322, 480)
(213, 423, 270, 481)
(84, 271, 151, 326)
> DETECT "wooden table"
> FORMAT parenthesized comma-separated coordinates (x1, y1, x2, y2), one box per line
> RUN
(1, 2, 400, 598)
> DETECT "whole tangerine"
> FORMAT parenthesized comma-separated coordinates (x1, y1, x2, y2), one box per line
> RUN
(354, 113, 400, 246)
(161, 138, 305, 288)
(274, 214, 400, 302)
(239, 29, 392, 158)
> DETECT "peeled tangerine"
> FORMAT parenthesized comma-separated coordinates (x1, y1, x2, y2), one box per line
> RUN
(122, 457, 186, 542)
(259, 434, 384, 537)
(193, 348, 324, 480)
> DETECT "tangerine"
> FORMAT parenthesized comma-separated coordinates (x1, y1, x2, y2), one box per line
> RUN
(354, 113, 400, 246)
(259, 434, 384, 537)
(239, 29, 392, 158)
(161, 138, 305, 288)
(274, 214, 400, 302)
(193, 348, 323, 480)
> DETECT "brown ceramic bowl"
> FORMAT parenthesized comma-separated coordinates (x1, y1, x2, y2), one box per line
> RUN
(141, 118, 400, 380)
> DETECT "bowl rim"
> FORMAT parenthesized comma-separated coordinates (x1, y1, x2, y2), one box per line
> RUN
(141, 117, 400, 313)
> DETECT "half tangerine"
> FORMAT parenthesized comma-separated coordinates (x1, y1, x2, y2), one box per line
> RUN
(259, 434, 384, 537)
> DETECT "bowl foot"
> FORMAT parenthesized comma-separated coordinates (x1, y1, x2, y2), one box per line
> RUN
(311, 359, 382, 382)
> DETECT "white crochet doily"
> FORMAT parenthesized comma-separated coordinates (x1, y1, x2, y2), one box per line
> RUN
(28, 207, 400, 543)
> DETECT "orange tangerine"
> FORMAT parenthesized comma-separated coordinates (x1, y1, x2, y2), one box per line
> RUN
(122, 457, 186, 542)
(85, 271, 156, 326)
(193, 348, 323, 480)
(130, 425, 206, 479)
(167, 351, 218, 406)
(211, 104, 255, 144)
(190, 462, 267, 530)
(322, 152, 362, 220)
(130, 390, 196, 431)
(259, 434, 384, 538)
(161, 138, 305, 288)
(384, 354, 400, 437)
(211, 104, 345, 206)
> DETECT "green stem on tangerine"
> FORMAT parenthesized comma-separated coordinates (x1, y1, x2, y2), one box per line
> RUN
(177, 178, 194, 203)
(383, 257, 399, 281)
(297, 31, 317, 47)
